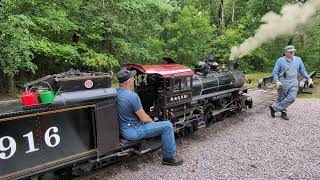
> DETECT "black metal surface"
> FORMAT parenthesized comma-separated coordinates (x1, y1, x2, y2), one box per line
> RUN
(163, 91, 192, 107)
(192, 87, 244, 101)
(12, 151, 96, 180)
(95, 100, 120, 157)
(192, 71, 245, 96)
(0, 106, 95, 178)
(56, 75, 111, 92)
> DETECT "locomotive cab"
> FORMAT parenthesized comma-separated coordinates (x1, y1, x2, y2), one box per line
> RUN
(126, 62, 194, 121)
(126, 59, 252, 133)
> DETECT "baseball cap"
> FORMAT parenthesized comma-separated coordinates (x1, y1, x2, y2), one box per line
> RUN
(117, 68, 136, 83)
(284, 45, 296, 52)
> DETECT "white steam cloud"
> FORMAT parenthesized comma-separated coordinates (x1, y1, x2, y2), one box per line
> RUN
(229, 0, 320, 60)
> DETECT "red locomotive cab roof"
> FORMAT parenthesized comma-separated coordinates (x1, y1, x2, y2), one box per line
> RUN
(125, 63, 194, 78)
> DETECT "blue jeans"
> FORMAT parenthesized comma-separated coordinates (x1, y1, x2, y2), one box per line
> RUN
(272, 80, 298, 112)
(121, 121, 176, 158)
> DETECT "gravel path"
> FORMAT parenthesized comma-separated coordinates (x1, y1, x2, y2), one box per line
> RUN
(83, 90, 320, 180)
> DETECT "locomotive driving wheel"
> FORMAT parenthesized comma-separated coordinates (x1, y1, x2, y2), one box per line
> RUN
(215, 99, 229, 121)
(215, 111, 228, 121)
(203, 105, 216, 126)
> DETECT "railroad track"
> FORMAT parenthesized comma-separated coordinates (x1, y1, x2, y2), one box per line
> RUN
(247, 87, 277, 110)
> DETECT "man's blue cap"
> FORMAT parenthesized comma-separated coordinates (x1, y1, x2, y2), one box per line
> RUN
(284, 45, 296, 52)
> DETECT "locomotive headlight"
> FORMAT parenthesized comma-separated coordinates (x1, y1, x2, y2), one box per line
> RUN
(169, 112, 175, 119)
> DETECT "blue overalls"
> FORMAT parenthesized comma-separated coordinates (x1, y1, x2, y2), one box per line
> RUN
(272, 56, 309, 112)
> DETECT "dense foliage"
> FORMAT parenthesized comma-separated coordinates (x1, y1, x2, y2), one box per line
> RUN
(0, 0, 319, 93)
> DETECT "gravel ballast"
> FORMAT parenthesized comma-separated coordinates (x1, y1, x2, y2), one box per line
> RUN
(82, 90, 320, 180)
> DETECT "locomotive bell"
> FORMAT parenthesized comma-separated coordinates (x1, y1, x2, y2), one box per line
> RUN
(195, 61, 209, 74)
(208, 62, 220, 72)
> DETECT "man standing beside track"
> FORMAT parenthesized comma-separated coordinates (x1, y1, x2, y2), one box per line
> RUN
(116, 68, 183, 166)
(269, 45, 313, 120)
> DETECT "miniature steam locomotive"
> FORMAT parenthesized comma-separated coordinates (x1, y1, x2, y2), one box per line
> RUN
(0, 58, 252, 180)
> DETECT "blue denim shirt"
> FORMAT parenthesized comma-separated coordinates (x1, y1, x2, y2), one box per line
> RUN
(272, 56, 309, 82)
(116, 88, 142, 130)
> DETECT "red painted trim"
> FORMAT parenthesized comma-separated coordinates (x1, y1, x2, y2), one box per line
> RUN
(125, 63, 193, 78)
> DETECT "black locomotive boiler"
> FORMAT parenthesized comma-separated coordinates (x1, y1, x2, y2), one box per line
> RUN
(0, 59, 252, 180)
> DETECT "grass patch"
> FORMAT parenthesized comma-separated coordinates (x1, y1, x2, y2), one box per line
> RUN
(298, 93, 320, 99)
(244, 72, 271, 89)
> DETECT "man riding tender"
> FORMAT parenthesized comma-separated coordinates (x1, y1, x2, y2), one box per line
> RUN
(269, 45, 313, 120)
(116, 68, 183, 166)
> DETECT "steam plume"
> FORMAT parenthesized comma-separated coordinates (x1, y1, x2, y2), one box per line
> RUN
(229, 0, 320, 60)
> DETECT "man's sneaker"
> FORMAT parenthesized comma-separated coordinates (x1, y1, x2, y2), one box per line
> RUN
(162, 156, 183, 166)
(269, 105, 275, 117)
(280, 112, 289, 120)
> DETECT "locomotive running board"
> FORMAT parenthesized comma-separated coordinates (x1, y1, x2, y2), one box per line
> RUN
(134, 139, 162, 155)
(192, 87, 246, 101)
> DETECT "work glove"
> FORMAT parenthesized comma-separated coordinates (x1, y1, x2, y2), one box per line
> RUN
(275, 81, 283, 89)
(308, 78, 313, 86)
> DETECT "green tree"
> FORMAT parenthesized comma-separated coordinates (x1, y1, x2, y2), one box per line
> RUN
(0, 1, 37, 93)
(164, 6, 215, 65)
(0, 0, 319, 94)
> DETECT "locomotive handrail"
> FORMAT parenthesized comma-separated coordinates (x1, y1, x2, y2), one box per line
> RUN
(192, 87, 245, 101)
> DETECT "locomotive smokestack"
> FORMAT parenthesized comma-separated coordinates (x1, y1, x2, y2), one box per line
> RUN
(228, 61, 235, 71)
(208, 54, 215, 62)
(229, 0, 320, 60)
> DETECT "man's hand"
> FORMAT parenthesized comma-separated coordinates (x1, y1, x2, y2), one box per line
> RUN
(276, 81, 283, 89)
(308, 78, 313, 86)
(135, 108, 153, 123)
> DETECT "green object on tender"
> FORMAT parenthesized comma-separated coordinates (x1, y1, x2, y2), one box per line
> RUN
(39, 90, 55, 104)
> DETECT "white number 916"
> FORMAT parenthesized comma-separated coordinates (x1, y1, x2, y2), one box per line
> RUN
(0, 127, 60, 160)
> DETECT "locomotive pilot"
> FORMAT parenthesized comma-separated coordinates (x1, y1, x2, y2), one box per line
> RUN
(116, 68, 183, 166)
(269, 45, 313, 120)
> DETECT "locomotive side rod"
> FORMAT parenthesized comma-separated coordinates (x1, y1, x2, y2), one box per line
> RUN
(211, 107, 234, 116)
